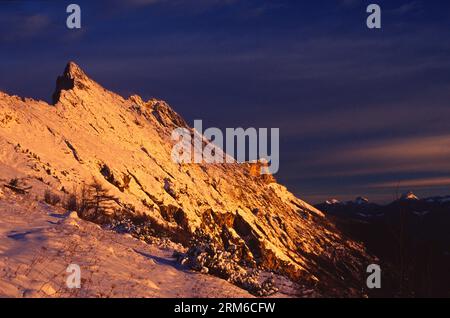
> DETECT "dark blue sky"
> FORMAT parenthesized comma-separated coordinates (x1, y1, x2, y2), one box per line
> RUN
(1, 0, 450, 203)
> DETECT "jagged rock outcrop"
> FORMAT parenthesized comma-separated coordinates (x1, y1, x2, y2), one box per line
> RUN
(0, 62, 373, 296)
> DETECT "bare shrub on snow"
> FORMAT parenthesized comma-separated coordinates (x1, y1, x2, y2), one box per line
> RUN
(62, 179, 118, 223)
(64, 193, 78, 211)
(44, 189, 61, 206)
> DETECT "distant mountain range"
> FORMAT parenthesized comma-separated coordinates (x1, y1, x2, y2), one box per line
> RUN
(316, 192, 450, 297)
(317, 192, 450, 219)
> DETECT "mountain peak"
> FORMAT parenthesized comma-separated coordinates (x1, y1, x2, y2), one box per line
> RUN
(52, 61, 92, 105)
(65, 61, 87, 80)
(400, 191, 419, 201)
(355, 196, 369, 205)
(325, 198, 341, 205)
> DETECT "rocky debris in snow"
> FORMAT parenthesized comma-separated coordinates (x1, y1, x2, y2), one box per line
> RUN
(174, 230, 279, 297)
(0, 192, 253, 298)
(4, 178, 32, 194)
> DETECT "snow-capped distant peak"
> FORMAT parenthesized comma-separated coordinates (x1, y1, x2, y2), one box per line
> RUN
(355, 196, 369, 205)
(325, 199, 341, 205)
(400, 191, 419, 201)
(425, 196, 450, 204)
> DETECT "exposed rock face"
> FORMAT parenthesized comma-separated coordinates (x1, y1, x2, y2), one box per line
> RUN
(247, 160, 276, 184)
(0, 62, 372, 296)
(52, 62, 89, 104)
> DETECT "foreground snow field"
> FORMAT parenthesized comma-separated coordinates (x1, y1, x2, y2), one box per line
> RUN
(0, 191, 256, 298)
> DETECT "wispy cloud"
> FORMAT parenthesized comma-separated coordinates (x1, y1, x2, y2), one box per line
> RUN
(0, 13, 51, 42)
(338, 0, 361, 8)
(294, 135, 450, 187)
(391, 1, 422, 15)
(370, 176, 450, 189)
(337, 135, 450, 163)
(124, 0, 164, 6)
(121, 0, 239, 8)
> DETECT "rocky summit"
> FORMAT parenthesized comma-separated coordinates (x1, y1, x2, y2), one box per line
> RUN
(0, 62, 373, 297)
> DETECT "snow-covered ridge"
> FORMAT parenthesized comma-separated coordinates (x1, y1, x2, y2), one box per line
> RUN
(0, 62, 372, 297)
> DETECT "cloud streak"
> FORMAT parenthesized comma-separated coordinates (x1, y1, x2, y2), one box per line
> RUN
(370, 176, 450, 189)
(301, 134, 450, 177)
(0, 13, 51, 42)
